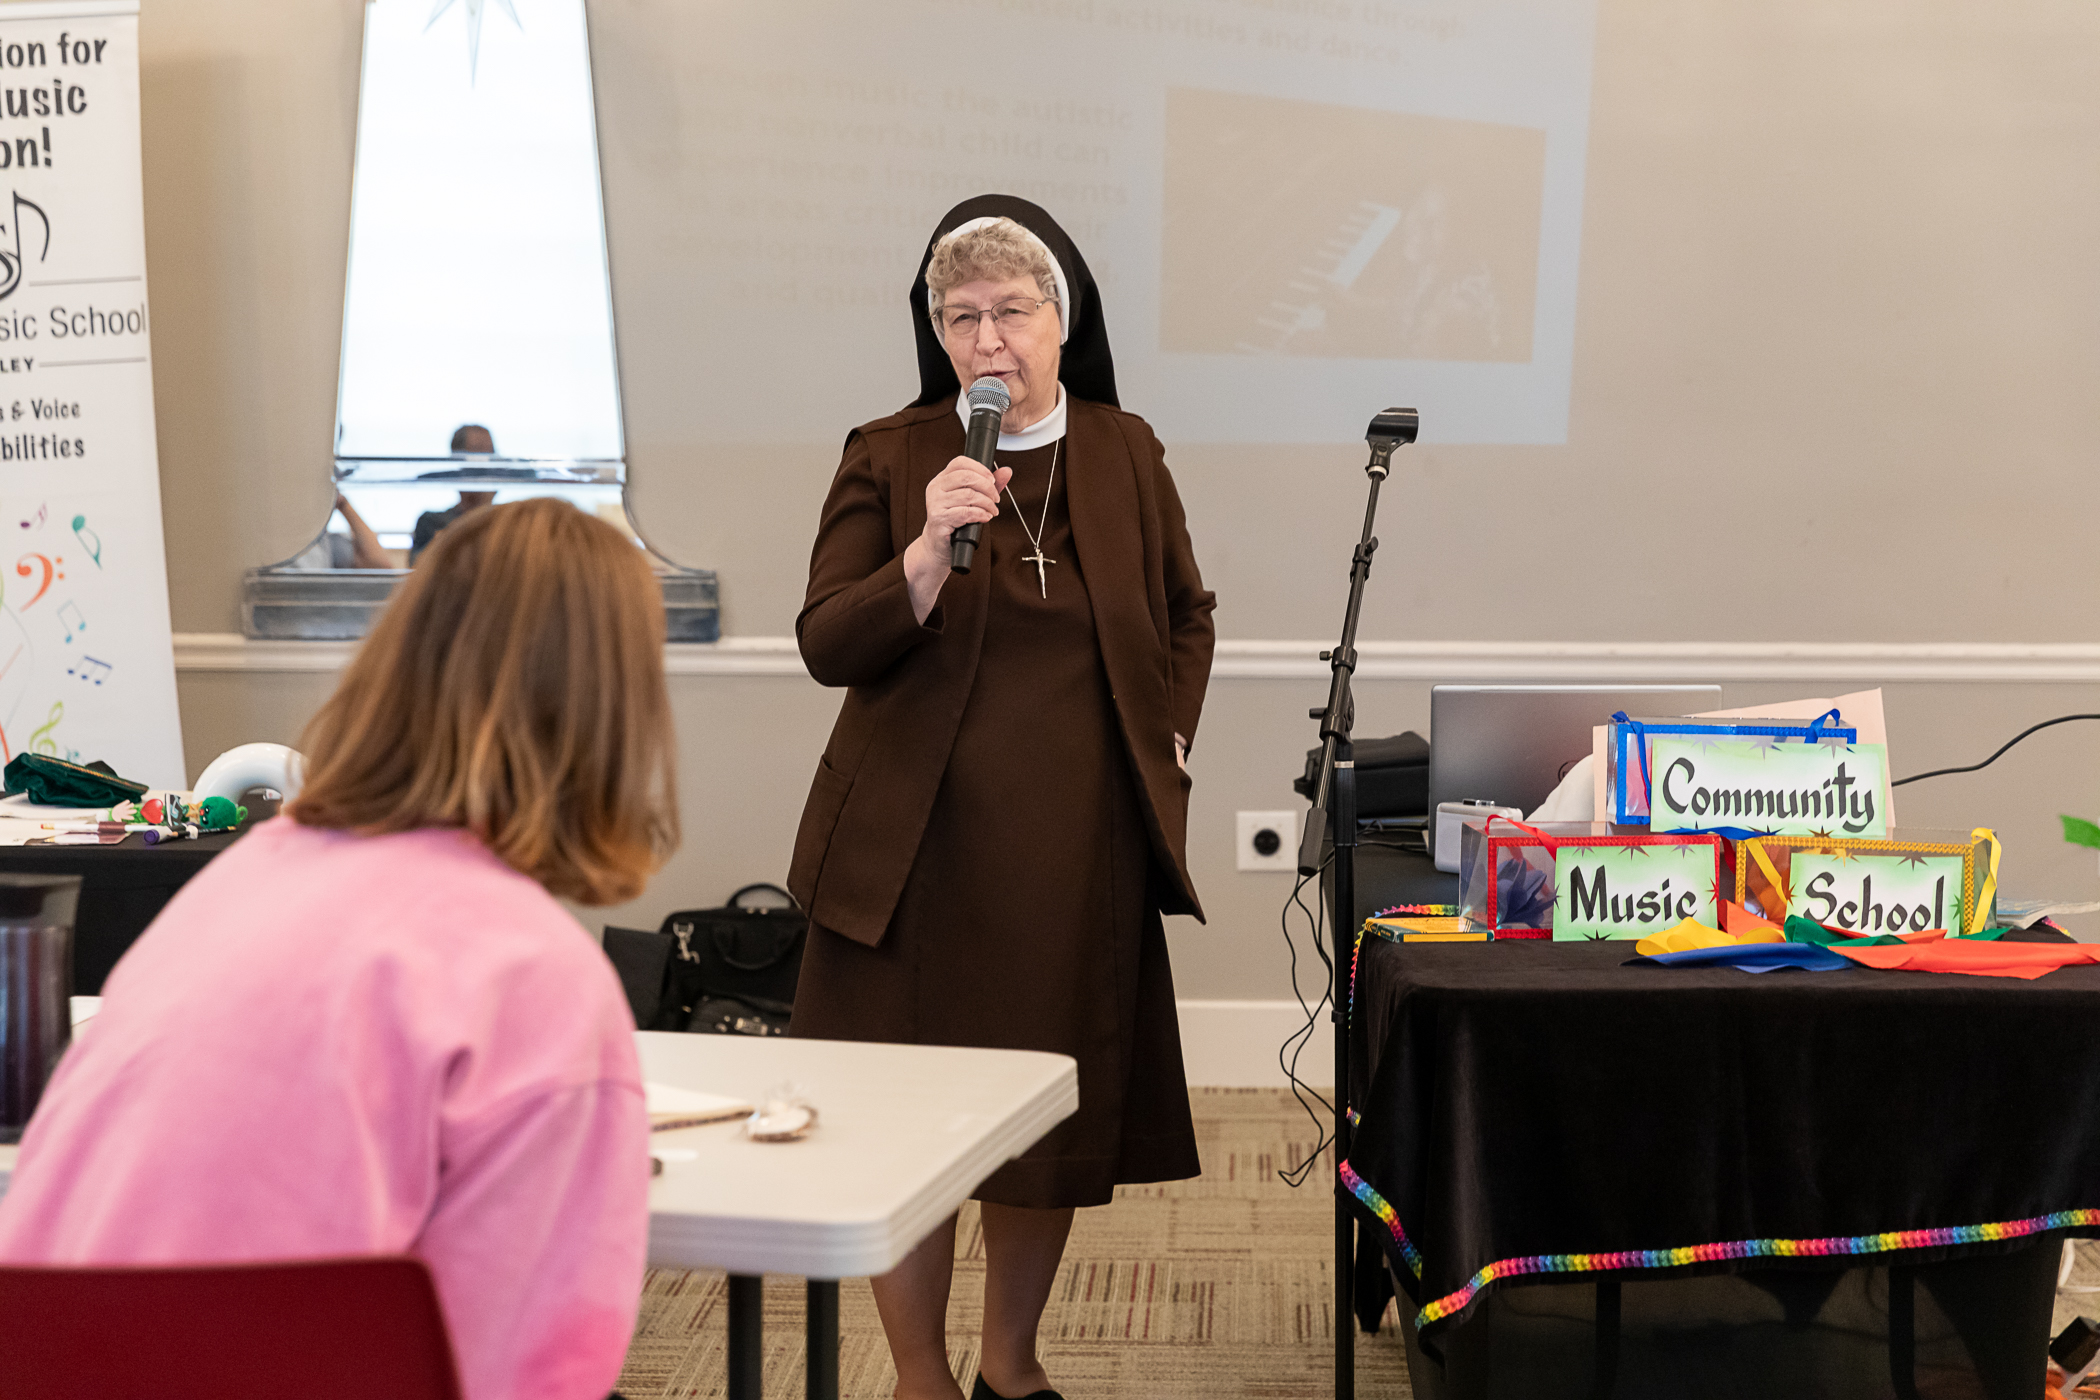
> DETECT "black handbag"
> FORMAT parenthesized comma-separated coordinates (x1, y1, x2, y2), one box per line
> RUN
(1294, 730, 1429, 819)
(602, 884, 807, 1037)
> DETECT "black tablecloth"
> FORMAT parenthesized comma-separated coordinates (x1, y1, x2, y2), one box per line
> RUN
(1343, 938, 2100, 1338)
(0, 832, 238, 993)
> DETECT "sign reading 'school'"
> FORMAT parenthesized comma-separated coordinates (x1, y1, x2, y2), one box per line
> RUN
(1789, 853, 1965, 935)
(1646, 738, 1890, 839)
(1551, 843, 1719, 941)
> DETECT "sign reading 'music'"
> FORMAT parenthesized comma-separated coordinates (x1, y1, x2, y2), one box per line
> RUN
(1551, 843, 1718, 940)
(1646, 738, 1890, 839)
(1789, 853, 1965, 935)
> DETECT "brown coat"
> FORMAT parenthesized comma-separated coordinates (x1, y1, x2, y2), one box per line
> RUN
(787, 397, 1215, 947)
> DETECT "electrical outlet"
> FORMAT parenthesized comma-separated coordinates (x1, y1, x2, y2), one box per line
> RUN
(1237, 810, 1299, 872)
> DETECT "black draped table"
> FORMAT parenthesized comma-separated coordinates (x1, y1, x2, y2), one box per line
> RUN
(0, 831, 239, 994)
(1342, 937, 2097, 1398)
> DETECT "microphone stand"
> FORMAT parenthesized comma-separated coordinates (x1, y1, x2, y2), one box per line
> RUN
(1297, 408, 1416, 1400)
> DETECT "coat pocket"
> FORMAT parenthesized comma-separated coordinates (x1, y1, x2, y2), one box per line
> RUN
(787, 755, 854, 910)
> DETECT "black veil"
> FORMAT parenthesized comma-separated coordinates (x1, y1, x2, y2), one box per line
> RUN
(908, 195, 1119, 409)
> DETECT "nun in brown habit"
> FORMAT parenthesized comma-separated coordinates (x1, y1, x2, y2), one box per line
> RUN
(787, 195, 1215, 1400)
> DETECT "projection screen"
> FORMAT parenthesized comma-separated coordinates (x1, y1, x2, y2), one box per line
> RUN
(637, 0, 1596, 446)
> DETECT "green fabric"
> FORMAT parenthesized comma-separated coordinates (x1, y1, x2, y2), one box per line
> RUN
(1786, 912, 2017, 947)
(1783, 915, 1848, 946)
(1, 753, 148, 806)
(2062, 815, 2100, 849)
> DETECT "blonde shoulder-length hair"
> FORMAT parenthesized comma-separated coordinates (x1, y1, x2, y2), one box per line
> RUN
(288, 497, 678, 905)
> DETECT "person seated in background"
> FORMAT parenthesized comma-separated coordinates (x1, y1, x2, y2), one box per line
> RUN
(0, 498, 681, 1400)
(287, 490, 393, 570)
(411, 423, 502, 564)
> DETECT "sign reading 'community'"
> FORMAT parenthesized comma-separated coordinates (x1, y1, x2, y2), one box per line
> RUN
(1646, 738, 1890, 839)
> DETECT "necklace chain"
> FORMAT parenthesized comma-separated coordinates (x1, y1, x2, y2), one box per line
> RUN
(998, 438, 1060, 597)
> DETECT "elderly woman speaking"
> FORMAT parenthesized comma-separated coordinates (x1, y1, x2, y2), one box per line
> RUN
(788, 195, 1215, 1400)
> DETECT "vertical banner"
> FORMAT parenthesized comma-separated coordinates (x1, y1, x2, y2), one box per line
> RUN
(0, 2, 181, 787)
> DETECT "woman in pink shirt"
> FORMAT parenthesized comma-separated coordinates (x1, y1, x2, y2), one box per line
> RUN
(0, 498, 679, 1400)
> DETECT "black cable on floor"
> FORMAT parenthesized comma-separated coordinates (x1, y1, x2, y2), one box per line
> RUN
(1892, 714, 2100, 787)
(1272, 828, 1434, 1188)
(1277, 853, 1336, 1189)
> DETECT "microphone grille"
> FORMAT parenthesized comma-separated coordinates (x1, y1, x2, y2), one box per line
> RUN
(967, 376, 1011, 413)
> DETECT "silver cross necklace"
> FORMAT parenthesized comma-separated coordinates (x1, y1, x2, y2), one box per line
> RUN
(999, 437, 1061, 598)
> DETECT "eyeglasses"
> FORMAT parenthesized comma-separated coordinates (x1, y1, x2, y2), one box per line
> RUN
(934, 296, 1056, 343)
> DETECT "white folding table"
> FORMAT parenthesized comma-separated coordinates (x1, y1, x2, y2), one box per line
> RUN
(637, 1032, 1076, 1399)
(0, 1028, 1079, 1400)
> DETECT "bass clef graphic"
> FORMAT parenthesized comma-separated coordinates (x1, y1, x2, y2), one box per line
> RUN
(0, 192, 52, 302)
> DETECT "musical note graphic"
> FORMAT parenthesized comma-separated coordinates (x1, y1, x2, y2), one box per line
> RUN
(56, 600, 83, 643)
(66, 656, 110, 686)
(0, 192, 51, 302)
(19, 503, 44, 531)
(71, 515, 100, 567)
(13, 553, 60, 608)
(28, 700, 60, 756)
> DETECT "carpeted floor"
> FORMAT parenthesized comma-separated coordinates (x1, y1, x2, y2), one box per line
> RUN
(2056, 1239, 2100, 1339)
(615, 1087, 1412, 1399)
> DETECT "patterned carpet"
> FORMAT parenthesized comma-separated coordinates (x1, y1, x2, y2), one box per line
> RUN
(616, 1088, 1413, 1399)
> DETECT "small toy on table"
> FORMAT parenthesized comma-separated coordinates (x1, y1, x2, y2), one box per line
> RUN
(140, 793, 247, 844)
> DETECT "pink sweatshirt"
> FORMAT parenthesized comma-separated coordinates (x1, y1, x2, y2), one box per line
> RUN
(0, 818, 649, 1400)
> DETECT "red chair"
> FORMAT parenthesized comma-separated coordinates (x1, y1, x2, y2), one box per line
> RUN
(0, 1255, 463, 1400)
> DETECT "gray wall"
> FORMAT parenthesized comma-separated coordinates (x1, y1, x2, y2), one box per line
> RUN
(137, 0, 2100, 998)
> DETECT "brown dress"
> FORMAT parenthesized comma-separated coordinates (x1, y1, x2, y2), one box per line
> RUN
(790, 421, 1206, 1208)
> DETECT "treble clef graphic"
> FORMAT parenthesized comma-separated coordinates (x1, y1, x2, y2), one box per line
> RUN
(0, 192, 51, 303)
(28, 700, 60, 756)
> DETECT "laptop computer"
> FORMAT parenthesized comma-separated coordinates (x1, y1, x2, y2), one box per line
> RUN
(1427, 683, 1724, 819)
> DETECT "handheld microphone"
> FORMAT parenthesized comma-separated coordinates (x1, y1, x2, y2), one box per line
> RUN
(950, 375, 1011, 574)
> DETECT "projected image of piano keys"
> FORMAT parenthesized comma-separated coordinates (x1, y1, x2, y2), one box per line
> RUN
(1162, 89, 1546, 363)
(1248, 200, 1405, 353)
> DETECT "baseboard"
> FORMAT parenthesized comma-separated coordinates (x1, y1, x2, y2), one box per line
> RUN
(175, 632, 2100, 683)
(1176, 999, 1335, 1088)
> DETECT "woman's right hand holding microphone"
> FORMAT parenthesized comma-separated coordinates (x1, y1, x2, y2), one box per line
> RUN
(905, 455, 1012, 623)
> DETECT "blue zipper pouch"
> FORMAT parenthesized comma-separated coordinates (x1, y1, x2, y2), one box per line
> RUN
(1609, 709, 1856, 825)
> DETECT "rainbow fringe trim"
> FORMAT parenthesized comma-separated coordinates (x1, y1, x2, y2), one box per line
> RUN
(1348, 923, 1365, 1030)
(1339, 1158, 2100, 1329)
(1339, 1160, 1420, 1275)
